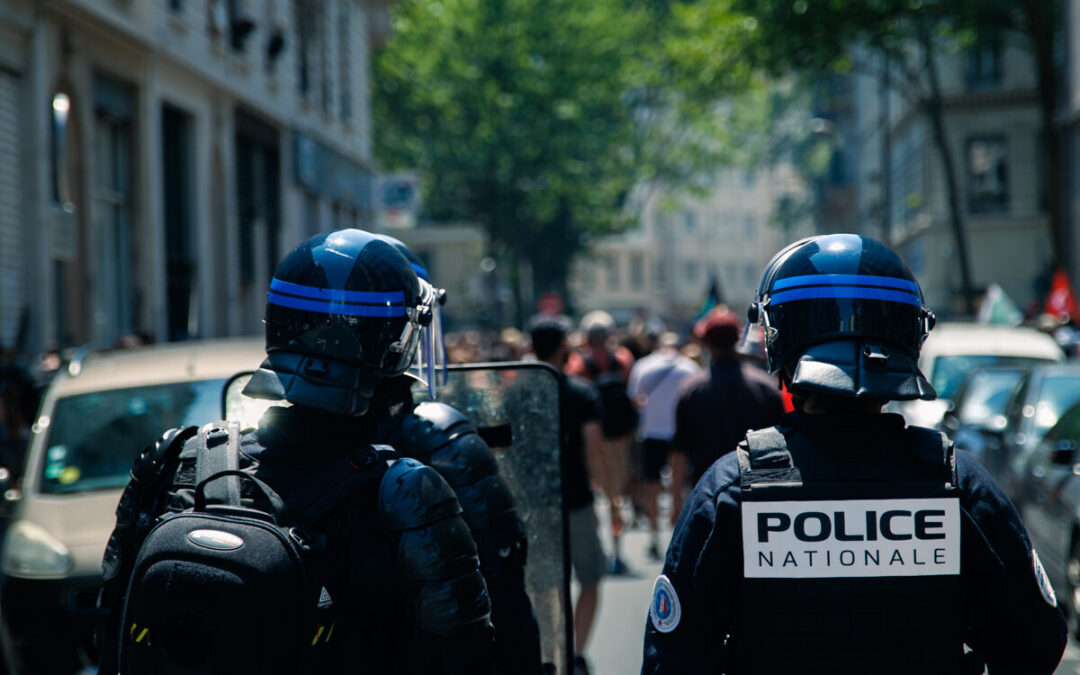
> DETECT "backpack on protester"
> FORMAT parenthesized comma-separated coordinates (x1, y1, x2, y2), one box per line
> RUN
(584, 352, 639, 439)
(116, 421, 392, 675)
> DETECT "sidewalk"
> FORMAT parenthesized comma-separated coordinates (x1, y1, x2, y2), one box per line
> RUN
(576, 493, 671, 675)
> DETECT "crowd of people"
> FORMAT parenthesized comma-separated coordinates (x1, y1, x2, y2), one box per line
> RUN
(500, 302, 789, 673)
(0, 228, 1069, 675)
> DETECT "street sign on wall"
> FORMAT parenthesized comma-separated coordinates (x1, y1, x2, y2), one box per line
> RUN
(376, 171, 421, 229)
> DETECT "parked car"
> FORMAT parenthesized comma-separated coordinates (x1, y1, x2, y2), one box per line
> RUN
(1011, 399, 1080, 637)
(0, 338, 264, 674)
(891, 322, 1064, 429)
(994, 364, 1080, 499)
(939, 366, 1029, 474)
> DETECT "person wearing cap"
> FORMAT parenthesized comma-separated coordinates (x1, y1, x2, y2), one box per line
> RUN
(668, 307, 785, 521)
(643, 234, 1067, 674)
(627, 332, 700, 559)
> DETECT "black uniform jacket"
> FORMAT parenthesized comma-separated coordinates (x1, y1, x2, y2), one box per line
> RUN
(100, 405, 494, 675)
(642, 410, 1068, 674)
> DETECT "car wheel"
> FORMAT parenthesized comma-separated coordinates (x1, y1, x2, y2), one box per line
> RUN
(1068, 539, 1080, 640)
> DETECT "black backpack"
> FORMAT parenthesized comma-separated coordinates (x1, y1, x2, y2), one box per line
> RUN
(117, 422, 391, 675)
(584, 353, 639, 439)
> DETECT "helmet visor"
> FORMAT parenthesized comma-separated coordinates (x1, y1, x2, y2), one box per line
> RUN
(406, 281, 440, 398)
(432, 300, 449, 387)
(766, 290, 926, 371)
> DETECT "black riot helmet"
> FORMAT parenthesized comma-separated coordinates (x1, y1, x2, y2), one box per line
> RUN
(243, 229, 437, 416)
(746, 233, 936, 401)
(378, 234, 430, 283)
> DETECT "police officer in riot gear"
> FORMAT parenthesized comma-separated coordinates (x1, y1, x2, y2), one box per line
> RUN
(371, 235, 544, 674)
(642, 234, 1067, 674)
(99, 229, 495, 674)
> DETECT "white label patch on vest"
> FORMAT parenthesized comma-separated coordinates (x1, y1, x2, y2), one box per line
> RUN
(742, 498, 960, 579)
(1033, 549, 1057, 607)
(649, 575, 681, 633)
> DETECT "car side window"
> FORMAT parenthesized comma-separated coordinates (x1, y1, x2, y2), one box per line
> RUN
(1004, 374, 1032, 428)
(1036, 405, 1080, 459)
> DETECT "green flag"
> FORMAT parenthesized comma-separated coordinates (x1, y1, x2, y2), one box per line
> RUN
(977, 284, 1023, 326)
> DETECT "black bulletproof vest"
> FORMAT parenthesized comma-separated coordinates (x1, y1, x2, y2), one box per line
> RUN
(733, 425, 965, 674)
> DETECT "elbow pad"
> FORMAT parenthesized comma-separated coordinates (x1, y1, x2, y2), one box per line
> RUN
(378, 458, 492, 634)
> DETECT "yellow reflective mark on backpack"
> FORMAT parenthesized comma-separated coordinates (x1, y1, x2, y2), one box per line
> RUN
(325, 622, 335, 643)
(311, 625, 325, 646)
(129, 624, 149, 643)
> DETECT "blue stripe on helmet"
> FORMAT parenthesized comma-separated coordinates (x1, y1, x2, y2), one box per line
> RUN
(772, 274, 919, 293)
(410, 263, 429, 281)
(771, 287, 922, 307)
(267, 292, 407, 317)
(270, 278, 406, 304)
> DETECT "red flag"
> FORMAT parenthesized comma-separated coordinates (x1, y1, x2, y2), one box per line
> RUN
(1045, 268, 1080, 322)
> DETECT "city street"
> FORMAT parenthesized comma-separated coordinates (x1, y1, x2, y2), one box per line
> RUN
(584, 493, 1080, 675)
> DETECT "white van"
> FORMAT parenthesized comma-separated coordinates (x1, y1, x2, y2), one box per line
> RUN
(0, 338, 264, 674)
(892, 322, 1064, 428)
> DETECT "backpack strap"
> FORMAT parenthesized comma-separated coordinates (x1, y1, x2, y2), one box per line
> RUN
(737, 425, 802, 489)
(906, 426, 959, 488)
(196, 421, 242, 506)
(287, 445, 398, 526)
(97, 424, 199, 674)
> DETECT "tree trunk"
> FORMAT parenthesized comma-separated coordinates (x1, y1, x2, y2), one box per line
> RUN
(505, 243, 527, 330)
(919, 26, 977, 316)
(1021, 0, 1064, 270)
(880, 52, 893, 242)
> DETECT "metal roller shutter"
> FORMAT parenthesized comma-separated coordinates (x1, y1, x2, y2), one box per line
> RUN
(0, 69, 22, 350)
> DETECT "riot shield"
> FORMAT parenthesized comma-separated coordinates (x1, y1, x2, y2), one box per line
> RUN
(223, 363, 572, 673)
(414, 362, 571, 674)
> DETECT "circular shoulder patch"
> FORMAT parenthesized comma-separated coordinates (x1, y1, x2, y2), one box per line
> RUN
(1033, 549, 1057, 608)
(649, 574, 682, 633)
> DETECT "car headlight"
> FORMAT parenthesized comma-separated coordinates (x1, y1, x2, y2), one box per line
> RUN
(1, 520, 74, 579)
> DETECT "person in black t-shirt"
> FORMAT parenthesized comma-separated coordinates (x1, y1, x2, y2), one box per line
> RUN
(527, 314, 612, 675)
(670, 308, 786, 521)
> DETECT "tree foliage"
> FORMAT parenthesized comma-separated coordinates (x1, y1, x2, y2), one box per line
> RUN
(375, 0, 641, 311)
(731, 0, 987, 314)
(372, 0, 764, 317)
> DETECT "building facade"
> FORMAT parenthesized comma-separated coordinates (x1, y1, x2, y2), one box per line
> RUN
(851, 36, 1049, 317)
(569, 168, 789, 327)
(0, 0, 389, 359)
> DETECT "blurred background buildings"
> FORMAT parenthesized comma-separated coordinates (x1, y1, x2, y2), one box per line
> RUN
(850, 31, 1050, 317)
(3, 1, 1080, 360)
(0, 0, 389, 357)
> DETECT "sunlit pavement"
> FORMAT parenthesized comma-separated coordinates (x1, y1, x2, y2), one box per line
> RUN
(577, 495, 668, 675)
(582, 492, 1080, 675)
(1060, 639, 1080, 674)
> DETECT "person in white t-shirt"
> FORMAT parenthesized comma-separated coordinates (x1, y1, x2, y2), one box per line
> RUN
(627, 331, 700, 559)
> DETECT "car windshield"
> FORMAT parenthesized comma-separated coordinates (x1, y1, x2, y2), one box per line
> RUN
(1031, 374, 1080, 440)
(955, 369, 1025, 428)
(39, 379, 226, 494)
(932, 355, 1054, 400)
